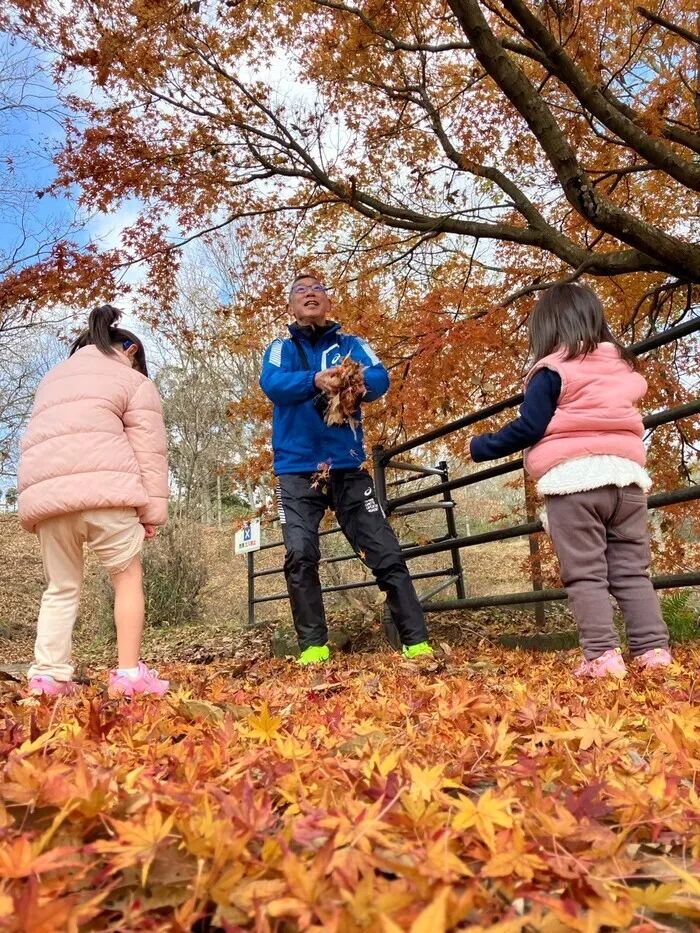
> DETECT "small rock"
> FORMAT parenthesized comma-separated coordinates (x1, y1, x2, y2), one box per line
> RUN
(497, 632, 578, 652)
(0, 664, 28, 680)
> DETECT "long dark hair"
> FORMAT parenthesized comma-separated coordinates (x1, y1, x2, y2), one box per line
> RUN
(70, 304, 149, 377)
(528, 283, 638, 371)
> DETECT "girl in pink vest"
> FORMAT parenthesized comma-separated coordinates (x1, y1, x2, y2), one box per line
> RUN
(18, 305, 170, 697)
(470, 283, 671, 678)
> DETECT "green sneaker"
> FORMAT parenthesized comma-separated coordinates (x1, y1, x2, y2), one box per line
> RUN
(402, 642, 434, 659)
(297, 645, 330, 665)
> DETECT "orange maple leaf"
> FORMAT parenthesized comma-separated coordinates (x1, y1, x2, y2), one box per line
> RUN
(95, 807, 176, 886)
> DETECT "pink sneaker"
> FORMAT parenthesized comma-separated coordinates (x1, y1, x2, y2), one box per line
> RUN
(27, 676, 75, 697)
(108, 662, 168, 698)
(634, 647, 673, 670)
(575, 647, 627, 679)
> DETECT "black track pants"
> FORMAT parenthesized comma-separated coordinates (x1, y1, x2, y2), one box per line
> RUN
(276, 470, 429, 650)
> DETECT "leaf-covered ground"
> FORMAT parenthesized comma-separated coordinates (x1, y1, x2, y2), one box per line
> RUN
(2, 646, 700, 932)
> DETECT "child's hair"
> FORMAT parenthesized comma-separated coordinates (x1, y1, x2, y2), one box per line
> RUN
(528, 283, 638, 371)
(70, 304, 149, 377)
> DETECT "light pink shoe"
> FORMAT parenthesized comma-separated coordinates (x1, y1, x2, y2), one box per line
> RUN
(634, 647, 673, 670)
(108, 662, 169, 697)
(574, 647, 627, 679)
(27, 676, 75, 697)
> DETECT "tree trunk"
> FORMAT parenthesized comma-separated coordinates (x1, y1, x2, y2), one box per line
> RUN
(245, 479, 256, 511)
(200, 478, 213, 525)
(524, 470, 545, 627)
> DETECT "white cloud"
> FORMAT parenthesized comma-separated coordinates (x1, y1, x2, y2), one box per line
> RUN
(85, 199, 143, 253)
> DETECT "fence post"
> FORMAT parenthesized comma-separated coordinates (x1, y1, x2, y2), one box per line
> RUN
(438, 459, 466, 600)
(373, 444, 402, 649)
(247, 551, 256, 626)
(524, 469, 545, 627)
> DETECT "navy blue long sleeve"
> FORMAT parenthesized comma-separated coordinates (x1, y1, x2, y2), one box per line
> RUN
(471, 369, 562, 462)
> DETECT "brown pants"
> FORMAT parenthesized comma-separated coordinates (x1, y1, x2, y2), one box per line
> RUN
(546, 485, 669, 660)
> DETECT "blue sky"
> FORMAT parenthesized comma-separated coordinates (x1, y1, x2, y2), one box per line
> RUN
(0, 34, 149, 313)
(1, 38, 71, 251)
(0, 35, 159, 493)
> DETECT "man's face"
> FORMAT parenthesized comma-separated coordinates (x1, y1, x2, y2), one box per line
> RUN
(289, 277, 331, 326)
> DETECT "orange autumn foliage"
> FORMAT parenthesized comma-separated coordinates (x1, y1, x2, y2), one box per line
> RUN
(3, 0, 699, 301)
(3, 648, 700, 929)
(1, 1, 697, 558)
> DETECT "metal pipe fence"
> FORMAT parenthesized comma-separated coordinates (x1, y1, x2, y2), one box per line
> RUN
(246, 463, 465, 625)
(247, 314, 700, 629)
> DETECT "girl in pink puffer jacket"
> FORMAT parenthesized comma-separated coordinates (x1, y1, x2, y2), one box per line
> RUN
(19, 305, 170, 697)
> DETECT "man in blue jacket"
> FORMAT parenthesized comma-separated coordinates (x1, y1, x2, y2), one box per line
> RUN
(260, 274, 432, 664)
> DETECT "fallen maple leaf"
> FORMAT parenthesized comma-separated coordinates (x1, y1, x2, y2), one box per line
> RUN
(96, 807, 176, 886)
(452, 789, 516, 852)
(0, 838, 81, 880)
(626, 881, 700, 918)
(174, 697, 225, 724)
(407, 763, 445, 803)
(410, 887, 450, 933)
(246, 703, 283, 742)
(2, 644, 700, 929)
(311, 462, 332, 493)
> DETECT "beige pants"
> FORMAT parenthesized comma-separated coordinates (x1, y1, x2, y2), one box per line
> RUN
(29, 508, 145, 682)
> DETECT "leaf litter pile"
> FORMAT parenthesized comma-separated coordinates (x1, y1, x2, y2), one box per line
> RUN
(2, 646, 700, 931)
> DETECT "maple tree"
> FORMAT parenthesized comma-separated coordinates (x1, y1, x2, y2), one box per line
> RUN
(2, 0, 699, 297)
(3, 648, 700, 929)
(0, 2, 697, 559)
(1, 1, 697, 440)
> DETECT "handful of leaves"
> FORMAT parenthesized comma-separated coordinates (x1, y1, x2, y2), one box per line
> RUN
(324, 354, 366, 433)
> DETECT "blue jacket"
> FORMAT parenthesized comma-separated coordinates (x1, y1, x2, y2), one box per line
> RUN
(260, 322, 390, 474)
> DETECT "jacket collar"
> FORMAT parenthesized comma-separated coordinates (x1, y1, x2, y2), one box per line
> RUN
(76, 344, 134, 368)
(288, 320, 341, 346)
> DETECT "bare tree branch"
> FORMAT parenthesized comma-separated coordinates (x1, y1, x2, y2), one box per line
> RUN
(447, 0, 700, 279)
(499, 0, 700, 188)
(637, 6, 700, 48)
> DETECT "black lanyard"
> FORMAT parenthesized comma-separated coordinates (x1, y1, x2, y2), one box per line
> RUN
(291, 336, 335, 421)
(291, 336, 311, 370)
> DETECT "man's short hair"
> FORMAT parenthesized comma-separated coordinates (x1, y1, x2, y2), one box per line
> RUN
(288, 273, 321, 304)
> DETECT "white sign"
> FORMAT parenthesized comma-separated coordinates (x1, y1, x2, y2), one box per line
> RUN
(235, 519, 261, 555)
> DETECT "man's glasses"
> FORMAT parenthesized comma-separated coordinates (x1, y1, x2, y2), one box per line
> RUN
(293, 284, 327, 294)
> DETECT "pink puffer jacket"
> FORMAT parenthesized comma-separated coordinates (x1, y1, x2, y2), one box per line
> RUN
(18, 345, 169, 533)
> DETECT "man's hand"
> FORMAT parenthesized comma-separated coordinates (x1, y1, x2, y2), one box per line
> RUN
(314, 367, 342, 394)
(142, 523, 157, 539)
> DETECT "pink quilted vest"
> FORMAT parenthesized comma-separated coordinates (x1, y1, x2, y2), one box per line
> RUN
(524, 343, 647, 480)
